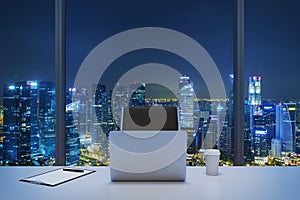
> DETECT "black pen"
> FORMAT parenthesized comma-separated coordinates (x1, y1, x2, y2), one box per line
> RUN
(63, 168, 84, 173)
(24, 179, 47, 186)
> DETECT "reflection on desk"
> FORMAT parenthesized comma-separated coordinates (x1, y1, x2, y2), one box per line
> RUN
(0, 166, 299, 200)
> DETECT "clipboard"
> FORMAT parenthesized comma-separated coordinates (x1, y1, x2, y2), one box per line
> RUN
(20, 168, 95, 187)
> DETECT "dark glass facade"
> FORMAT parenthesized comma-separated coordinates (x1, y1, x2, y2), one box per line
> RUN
(3, 81, 38, 165)
(39, 82, 56, 160)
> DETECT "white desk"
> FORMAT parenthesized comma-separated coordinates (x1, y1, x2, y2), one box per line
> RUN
(0, 166, 299, 200)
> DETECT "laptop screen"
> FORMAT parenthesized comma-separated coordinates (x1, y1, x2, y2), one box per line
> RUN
(122, 106, 178, 131)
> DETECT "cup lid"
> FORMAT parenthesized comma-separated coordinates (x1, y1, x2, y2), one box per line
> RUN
(203, 149, 220, 156)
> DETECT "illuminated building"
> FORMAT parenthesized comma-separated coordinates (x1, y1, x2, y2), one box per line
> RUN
(65, 89, 80, 165)
(219, 120, 232, 160)
(253, 127, 268, 164)
(276, 103, 295, 152)
(3, 81, 38, 165)
(228, 74, 234, 128)
(0, 103, 3, 164)
(129, 82, 146, 106)
(248, 76, 261, 106)
(296, 102, 300, 154)
(202, 115, 218, 149)
(271, 138, 282, 158)
(285, 103, 297, 152)
(252, 105, 268, 163)
(262, 105, 276, 151)
(178, 76, 194, 129)
(65, 109, 80, 166)
(244, 102, 253, 162)
(248, 76, 264, 163)
(68, 87, 91, 141)
(219, 74, 234, 160)
(197, 100, 211, 150)
(178, 76, 196, 153)
(38, 82, 56, 159)
(111, 83, 131, 127)
(94, 84, 117, 138)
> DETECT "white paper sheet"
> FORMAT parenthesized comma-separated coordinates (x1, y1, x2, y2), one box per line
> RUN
(20, 168, 95, 186)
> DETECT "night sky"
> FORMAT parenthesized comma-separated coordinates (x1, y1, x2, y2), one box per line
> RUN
(0, 0, 300, 100)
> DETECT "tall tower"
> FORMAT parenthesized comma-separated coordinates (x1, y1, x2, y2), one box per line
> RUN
(112, 82, 131, 128)
(285, 103, 296, 152)
(228, 74, 234, 127)
(65, 88, 80, 166)
(0, 103, 3, 164)
(276, 103, 294, 152)
(248, 76, 266, 164)
(219, 74, 234, 160)
(262, 105, 276, 151)
(69, 87, 89, 140)
(248, 76, 261, 106)
(296, 102, 300, 154)
(3, 81, 38, 165)
(178, 76, 194, 129)
(244, 100, 253, 163)
(178, 76, 195, 152)
(39, 81, 56, 159)
(94, 84, 117, 138)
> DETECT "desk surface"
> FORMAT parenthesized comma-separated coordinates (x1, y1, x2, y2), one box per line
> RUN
(0, 166, 299, 200)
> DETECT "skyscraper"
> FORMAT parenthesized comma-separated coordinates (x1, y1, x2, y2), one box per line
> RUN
(129, 82, 146, 107)
(253, 127, 268, 164)
(65, 89, 81, 166)
(178, 76, 196, 152)
(111, 82, 131, 127)
(276, 104, 294, 152)
(244, 102, 254, 163)
(271, 138, 282, 158)
(3, 81, 38, 165)
(38, 81, 56, 159)
(0, 103, 3, 164)
(220, 74, 234, 160)
(262, 105, 276, 151)
(296, 102, 300, 154)
(285, 103, 297, 152)
(68, 87, 90, 141)
(202, 115, 218, 149)
(65, 109, 80, 166)
(197, 100, 211, 149)
(248, 76, 261, 106)
(94, 84, 117, 138)
(248, 76, 267, 163)
(252, 107, 267, 155)
(178, 76, 195, 129)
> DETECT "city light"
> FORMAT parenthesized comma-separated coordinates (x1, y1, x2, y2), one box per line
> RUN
(263, 106, 274, 110)
(8, 85, 15, 90)
(1, 76, 300, 167)
(27, 81, 37, 87)
(255, 129, 267, 135)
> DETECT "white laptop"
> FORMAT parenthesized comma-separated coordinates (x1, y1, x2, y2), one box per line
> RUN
(109, 106, 187, 181)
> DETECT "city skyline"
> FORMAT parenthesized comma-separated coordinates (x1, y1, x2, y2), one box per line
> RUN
(1, 74, 300, 166)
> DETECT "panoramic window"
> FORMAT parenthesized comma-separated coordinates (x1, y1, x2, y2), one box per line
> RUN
(4, 1, 298, 167)
(66, 0, 234, 166)
(0, 0, 55, 166)
(245, 0, 300, 166)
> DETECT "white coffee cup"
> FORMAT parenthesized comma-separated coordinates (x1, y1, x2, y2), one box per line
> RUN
(204, 149, 220, 176)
